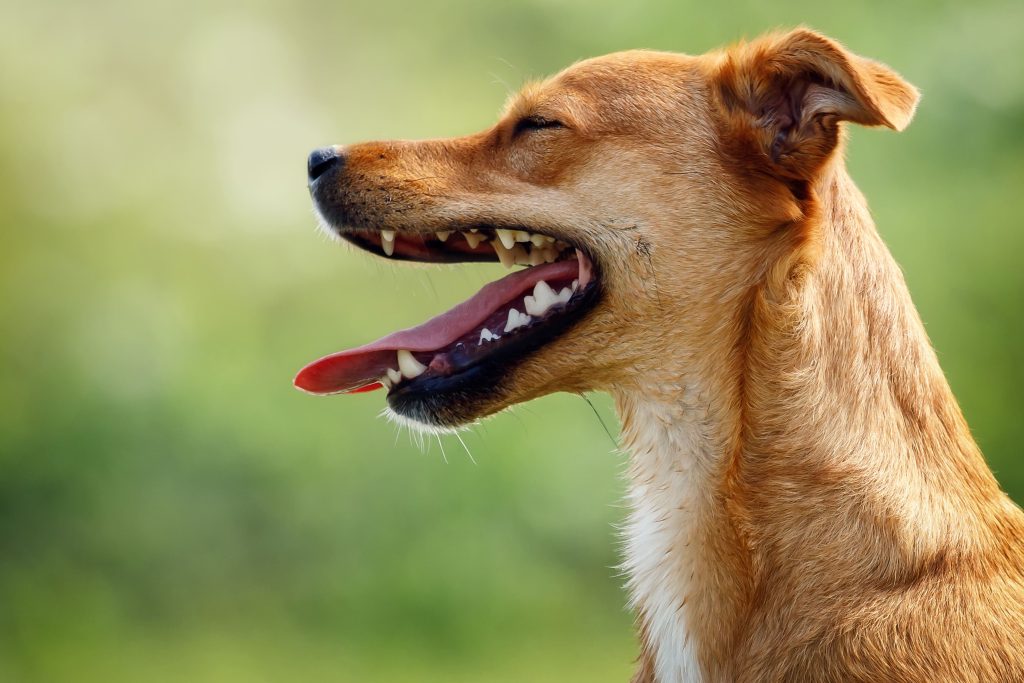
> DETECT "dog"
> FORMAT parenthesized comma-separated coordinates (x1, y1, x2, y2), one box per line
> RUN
(296, 28, 1024, 682)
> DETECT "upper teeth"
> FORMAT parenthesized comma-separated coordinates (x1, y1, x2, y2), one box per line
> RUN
(375, 228, 569, 271)
(495, 229, 516, 250)
(492, 239, 516, 268)
(463, 231, 485, 249)
(380, 229, 396, 256)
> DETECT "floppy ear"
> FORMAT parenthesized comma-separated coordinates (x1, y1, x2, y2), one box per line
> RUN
(716, 28, 920, 181)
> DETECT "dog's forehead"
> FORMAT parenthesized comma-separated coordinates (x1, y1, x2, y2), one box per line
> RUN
(505, 50, 706, 131)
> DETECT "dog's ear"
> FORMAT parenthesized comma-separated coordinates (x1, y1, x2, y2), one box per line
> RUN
(715, 28, 919, 181)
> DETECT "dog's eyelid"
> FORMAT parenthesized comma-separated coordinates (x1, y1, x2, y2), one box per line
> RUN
(512, 115, 567, 137)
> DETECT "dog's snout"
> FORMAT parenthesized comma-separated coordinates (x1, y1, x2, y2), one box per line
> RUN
(307, 146, 343, 183)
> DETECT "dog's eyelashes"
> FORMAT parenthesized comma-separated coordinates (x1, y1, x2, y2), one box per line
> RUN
(513, 116, 566, 137)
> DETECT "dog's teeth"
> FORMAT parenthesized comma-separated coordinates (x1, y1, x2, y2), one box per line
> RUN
(572, 279, 579, 291)
(380, 375, 393, 390)
(530, 233, 547, 247)
(504, 308, 531, 333)
(524, 280, 559, 316)
(387, 368, 402, 385)
(463, 231, 485, 249)
(533, 279, 557, 303)
(542, 246, 559, 263)
(512, 245, 530, 265)
(495, 228, 517, 249)
(436, 231, 452, 242)
(469, 228, 479, 233)
(542, 235, 556, 245)
(528, 247, 546, 266)
(492, 239, 515, 268)
(513, 230, 531, 243)
(478, 328, 500, 344)
(380, 229, 396, 256)
(557, 286, 573, 303)
(397, 350, 426, 379)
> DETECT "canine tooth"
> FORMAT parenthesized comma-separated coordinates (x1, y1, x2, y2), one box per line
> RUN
(513, 230, 531, 243)
(436, 230, 452, 242)
(530, 233, 547, 247)
(495, 228, 516, 249)
(380, 229, 396, 256)
(492, 239, 515, 268)
(397, 350, 426, 379)
(512, 245, 530, 265)
(463, 231, 484, 248)
(478, 328, 500, 344)
(387, 368, 402, 385)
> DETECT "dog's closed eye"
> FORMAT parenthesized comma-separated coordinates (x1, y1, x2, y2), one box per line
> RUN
(513, 115, 566, 138)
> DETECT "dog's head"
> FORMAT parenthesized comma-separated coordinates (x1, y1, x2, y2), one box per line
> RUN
(296, 28, 918, 429)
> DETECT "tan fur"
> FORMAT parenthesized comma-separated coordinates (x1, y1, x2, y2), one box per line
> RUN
(319, 29, 1024, 681)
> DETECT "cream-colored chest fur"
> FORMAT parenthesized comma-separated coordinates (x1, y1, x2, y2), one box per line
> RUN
(619, 390, 718, 683)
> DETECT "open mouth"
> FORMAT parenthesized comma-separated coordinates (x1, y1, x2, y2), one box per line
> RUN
(293, 226, 600, 404)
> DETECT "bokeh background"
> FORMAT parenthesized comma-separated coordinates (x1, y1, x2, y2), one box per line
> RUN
(2, 0, 1022, 680)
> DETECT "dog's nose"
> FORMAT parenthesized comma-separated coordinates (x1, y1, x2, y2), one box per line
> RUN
(307, 146, 343, 183)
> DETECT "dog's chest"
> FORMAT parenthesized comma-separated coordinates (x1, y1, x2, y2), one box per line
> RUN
(620, 394, 715, 683)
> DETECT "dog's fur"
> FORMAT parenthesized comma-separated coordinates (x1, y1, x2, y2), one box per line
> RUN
(314, 29, 1024, 682)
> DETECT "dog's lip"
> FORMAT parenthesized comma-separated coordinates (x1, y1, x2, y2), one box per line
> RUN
(293, 254, 593, 395)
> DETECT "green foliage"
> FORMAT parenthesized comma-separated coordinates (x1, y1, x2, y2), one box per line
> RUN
(1, 0, 1021, 680)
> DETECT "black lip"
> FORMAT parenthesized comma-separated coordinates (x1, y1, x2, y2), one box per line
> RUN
(386, 277, 602, 426)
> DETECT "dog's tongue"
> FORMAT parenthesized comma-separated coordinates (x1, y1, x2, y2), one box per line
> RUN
(294, 253, 591, 395)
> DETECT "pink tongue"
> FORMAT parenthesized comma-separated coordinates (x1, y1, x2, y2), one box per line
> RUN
(294, 255, 588, 395)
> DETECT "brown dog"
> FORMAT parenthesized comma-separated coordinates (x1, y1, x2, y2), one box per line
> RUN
(297, 29, 1024, 682)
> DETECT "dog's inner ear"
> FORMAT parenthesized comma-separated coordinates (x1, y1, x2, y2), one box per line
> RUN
(716, 29, 920, 182)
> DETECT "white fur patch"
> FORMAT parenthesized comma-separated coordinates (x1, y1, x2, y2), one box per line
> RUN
(621, 392, 711, 683)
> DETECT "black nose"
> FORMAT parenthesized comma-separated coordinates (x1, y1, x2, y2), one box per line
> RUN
(307, 146, 342, 183)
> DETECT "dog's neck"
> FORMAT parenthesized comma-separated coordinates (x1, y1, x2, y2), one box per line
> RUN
(614, 161, 1008, 683)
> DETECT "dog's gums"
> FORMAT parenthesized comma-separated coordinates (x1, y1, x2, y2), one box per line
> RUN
(293, 226, 599, 409)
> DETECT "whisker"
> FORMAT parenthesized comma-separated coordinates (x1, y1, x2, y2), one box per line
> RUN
(435, 434, 449, 464)
(454, 430, 477, 465)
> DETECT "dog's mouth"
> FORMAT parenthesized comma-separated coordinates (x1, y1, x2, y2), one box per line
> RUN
(294, 226, 601, 406)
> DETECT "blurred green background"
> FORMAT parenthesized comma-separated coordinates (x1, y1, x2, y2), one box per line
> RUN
(1, 0, 1022, 681)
